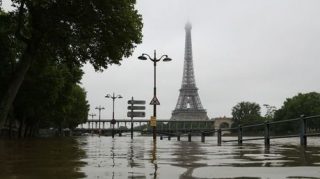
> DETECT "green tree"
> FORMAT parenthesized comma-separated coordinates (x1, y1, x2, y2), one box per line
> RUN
(64, 85, 89, 130)
(0, 11, 23, 135)
(0, 0, 143, 126)
(13, 58, 87, 137)
(274, 92, 320, 133)
(231, 101, 262, 126)
(263, 104, 277, 121)
(0, 10, 20, 96)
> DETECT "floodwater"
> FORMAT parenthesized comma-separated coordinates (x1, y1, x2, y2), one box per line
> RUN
(0, 135, 320, 179)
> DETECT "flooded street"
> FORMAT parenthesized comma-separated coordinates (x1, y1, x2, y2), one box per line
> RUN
(1, 135, 320, 178)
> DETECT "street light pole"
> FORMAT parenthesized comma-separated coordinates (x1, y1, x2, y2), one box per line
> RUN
(95, 106, 105, 132)
(152, 52, 157, 140)
(153, 51, 156, 116)
(88, 113, 96, 120)
(138, 50, 172, 140)
(106, 92, 123, 138)
(88, 113, 96, 129)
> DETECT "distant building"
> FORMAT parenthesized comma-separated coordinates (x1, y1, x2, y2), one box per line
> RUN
(213, 117, 233, 135)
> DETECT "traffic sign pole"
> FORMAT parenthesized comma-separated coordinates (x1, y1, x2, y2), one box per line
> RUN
(128, 98, 146, 139)
(131, 97, 133, 139)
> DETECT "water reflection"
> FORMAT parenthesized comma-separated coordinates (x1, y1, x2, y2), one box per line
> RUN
(111, 138, 115, 168)
(111, 138, 115, 179)
(150, 140, 158, 178)
(128, 140, 134, 168)
(127, 138, 147, 179)
(170, 140, 207, 179)
(230, 142, 320, 167)
(0, 138, 86, 178)
(1, 136, 320, 179)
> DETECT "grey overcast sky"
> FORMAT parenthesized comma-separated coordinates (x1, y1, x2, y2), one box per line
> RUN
(2, 0, 320, 120)
(81, 0, 320, 120)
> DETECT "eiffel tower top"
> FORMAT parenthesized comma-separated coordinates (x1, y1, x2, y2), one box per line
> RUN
(182, 22, 197, 89)
(185, 21, 192, 30)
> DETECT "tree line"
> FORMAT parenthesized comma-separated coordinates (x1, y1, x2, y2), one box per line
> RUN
(0, 1, 143, 137)
(231, 92, 320, 134)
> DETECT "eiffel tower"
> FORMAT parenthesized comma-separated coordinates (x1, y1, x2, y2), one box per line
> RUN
(171, 22, 208, 121)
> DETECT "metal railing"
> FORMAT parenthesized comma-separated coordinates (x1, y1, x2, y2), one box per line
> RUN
(215, 115, 320, 146)
(158, 115, 320, 146)
(83, 119, 214, 131)
(81, 115, 320, 147)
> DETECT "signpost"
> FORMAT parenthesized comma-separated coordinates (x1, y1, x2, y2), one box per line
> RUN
(128, 100, 146, 105)
(127, 112, 145, 118)
(128, 97, 146, 139)
(127, 106, 146, 110)
(149, 96, 160, 140)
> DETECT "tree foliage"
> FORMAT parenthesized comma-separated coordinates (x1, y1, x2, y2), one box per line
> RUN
(0, 0, 143, 129)
(263, 104, 277, 121)
(274, 92, 320, 133)
(1, 52, 89, 137)
(13, 57, 89, 134)
(11, 0, 143, 70)
(231, 101, 262, 126)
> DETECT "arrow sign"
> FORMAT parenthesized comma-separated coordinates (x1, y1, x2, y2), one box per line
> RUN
(150, 96, 160, 105)
(127, 112, 145, 118)
(128, 106, 145, 110)
(128, 100, 146, 105)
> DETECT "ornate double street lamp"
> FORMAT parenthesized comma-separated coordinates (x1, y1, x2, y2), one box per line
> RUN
(105, 93, 123, 138)
(95, 106, 105, 132)
(138, 50, 172, 140)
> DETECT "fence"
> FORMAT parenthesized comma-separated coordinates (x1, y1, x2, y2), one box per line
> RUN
(215, 115, 320, 146)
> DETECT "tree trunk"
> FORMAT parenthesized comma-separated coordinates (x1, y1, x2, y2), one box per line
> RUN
(28, 125, 33, 137)
(33, 120, 39, 137)
(18, 118, 25, 138)
(0, 37, 40, 128)
(59, 125, 62, 136)
(18, 119, 22, 138)
(0, 55, 32, 127)
(24, 124, 29, 138)
(8, 119, 12, 138)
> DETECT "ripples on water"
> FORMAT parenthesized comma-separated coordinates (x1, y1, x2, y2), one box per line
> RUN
(0, 135, 320, 178)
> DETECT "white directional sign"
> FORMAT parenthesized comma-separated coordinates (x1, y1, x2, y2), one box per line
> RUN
(128, 100, 146, 105)
(127, 112, 145, 118)
(127, 106, 145, 110)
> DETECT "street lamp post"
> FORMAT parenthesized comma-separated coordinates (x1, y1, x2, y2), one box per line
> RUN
(106, 93, 123, 138)
(95, 106, 105, 132)
(138, 50, 172, 140)
(88, 113, 96, 129)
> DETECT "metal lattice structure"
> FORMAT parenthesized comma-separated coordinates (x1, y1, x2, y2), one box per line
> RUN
(171, 22, 208, 121)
